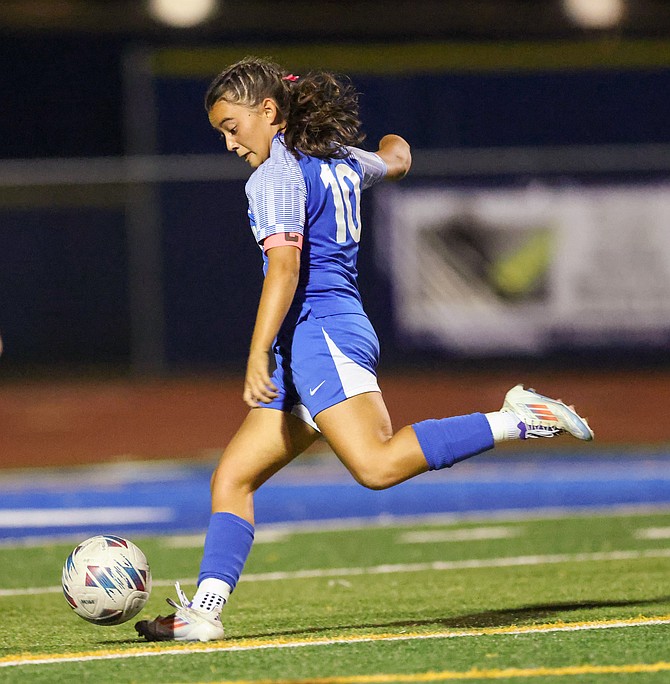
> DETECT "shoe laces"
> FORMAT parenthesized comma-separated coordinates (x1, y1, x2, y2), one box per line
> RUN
(522, 423, 563, 439)
(166, 581, 191, 611)
(166, 582, 222, 626)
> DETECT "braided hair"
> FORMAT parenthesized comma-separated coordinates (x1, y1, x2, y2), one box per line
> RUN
(205, 56, 364, 159)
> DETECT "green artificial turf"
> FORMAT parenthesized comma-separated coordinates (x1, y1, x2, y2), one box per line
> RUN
(1, 510, 670, 682)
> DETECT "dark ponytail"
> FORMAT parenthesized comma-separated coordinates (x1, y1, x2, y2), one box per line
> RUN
(284, 72, 364, 159)
(205, 56, 364, 160)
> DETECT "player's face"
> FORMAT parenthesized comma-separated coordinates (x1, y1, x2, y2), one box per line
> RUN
(208, 98, 279, 168)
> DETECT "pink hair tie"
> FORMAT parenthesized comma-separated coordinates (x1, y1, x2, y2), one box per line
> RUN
(282, 74, 299, 82)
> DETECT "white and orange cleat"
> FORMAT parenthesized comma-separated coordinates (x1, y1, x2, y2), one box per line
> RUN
(501, 384, 594, 441)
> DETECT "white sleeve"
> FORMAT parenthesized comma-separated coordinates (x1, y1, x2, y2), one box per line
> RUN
(347, 147, 388, 190)
(247, 150, 306, 244)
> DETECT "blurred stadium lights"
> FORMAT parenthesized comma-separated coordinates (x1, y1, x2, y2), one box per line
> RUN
(562, 0, 625, 29)
(0, 0, 668, 37)
(147, 0, 219, 28)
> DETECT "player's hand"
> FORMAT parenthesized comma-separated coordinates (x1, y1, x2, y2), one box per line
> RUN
(377, 134, 411, 180)
(243, 348, 279, 408)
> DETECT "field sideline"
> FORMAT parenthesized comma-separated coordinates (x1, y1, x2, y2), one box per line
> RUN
(2, 450, 670, 543)
(1, 504, 670, 683)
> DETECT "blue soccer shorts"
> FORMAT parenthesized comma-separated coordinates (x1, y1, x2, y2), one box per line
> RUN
(262, 310, 381, 430)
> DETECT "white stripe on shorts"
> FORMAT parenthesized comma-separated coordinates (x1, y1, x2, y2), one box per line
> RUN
(321, 328, 381, 398)
(290, 403, 319, 432)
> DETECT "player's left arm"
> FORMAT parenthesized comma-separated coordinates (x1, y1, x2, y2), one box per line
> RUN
(347, 134, 411, 187)
(244, 244, 301, 408)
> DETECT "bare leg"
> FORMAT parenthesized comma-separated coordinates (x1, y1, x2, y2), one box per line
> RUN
(210, 407, 321, 523)
(315, 391, 429, 490)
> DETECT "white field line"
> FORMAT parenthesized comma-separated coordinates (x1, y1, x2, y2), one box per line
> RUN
(0, 508, 174, 528)
(635, 526, 670, 539)
(163, 502, 670, 548)
(2, 502, 670, 550)
(2, 615, 670, 669)
(166, 525, 519, 549)
(397, 526, 521, 544)
(3, 547, 670, 598)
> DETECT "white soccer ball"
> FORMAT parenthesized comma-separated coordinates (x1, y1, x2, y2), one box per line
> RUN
(62, 535, 152, 626)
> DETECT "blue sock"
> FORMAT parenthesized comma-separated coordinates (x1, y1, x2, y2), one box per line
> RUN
(198, 512, 255, 590)
(412, 413, 494, 470)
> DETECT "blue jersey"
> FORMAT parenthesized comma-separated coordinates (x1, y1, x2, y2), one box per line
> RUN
(245, 134, 387, 319)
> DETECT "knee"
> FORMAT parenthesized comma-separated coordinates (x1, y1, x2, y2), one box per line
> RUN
(211, 462, 253, 497)
(347, 459, 398, 491)
(209, 463, 256, 515)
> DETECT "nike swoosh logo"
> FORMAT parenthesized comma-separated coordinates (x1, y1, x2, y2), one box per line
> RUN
(309, 380, 326, 396)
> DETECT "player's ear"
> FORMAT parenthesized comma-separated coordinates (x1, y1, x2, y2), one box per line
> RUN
(261, 98, 282, 125)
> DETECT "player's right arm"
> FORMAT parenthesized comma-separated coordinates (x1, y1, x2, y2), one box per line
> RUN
(376, 134, 411, 180)
(244, 243, 300, 408)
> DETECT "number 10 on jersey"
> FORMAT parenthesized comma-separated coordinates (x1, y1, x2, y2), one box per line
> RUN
(320, 163, 362, 244)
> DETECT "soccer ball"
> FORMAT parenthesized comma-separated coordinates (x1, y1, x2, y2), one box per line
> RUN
(62, 535, 152, 626)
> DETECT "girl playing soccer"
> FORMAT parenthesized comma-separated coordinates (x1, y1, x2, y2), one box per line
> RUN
(136, 57, 593, 642)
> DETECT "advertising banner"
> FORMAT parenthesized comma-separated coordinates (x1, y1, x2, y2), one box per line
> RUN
(377, 184, 670, 355)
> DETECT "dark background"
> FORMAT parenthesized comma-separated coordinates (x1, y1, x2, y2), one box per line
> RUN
(1, 0, 669, 373)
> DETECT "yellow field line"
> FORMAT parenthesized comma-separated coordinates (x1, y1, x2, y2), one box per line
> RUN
(1, 615, 669, 668)
(203, 661, 670, 683)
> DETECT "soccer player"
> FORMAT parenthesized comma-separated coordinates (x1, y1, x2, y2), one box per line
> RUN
(135, 57, 593, 642)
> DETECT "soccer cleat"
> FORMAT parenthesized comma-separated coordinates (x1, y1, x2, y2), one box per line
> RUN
(135, 582, 225, 642)
(501, 384, 594, 441)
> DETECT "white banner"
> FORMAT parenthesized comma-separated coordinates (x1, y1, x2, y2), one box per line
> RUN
(377, 184, 670, 354)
